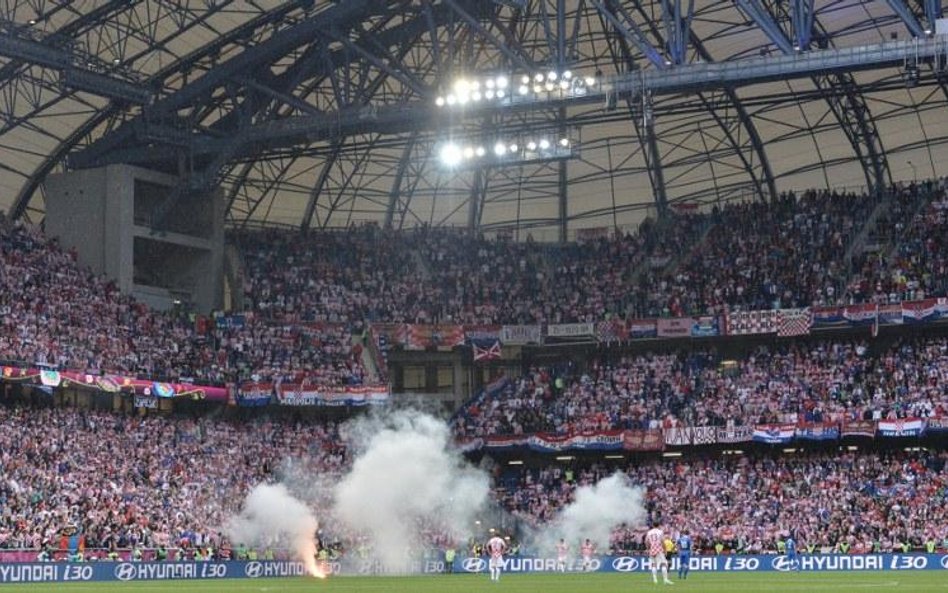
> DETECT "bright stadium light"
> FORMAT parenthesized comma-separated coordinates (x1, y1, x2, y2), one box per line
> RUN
(436, 73, 518, 108)
(436, 68, 593, 108)
(435, 130, 579, 169)
(439, 143, 462, 167)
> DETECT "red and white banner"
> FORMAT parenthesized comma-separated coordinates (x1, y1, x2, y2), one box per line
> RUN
(877, 418, 925, 437)
(275, 384, 389, 406)
(777, 308, 812, 337)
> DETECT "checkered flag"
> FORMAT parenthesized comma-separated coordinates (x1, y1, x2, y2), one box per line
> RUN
(778, 308, 812, 337)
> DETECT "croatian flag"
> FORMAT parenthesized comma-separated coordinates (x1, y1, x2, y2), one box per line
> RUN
(877, 418, 925, 437)
(752, 424, 796, 444)
(902, 299, 938, 323)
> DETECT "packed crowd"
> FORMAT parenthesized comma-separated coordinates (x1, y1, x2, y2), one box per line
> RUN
(237, 181, 948, 327)
(499, 450, 948, 554)
(0, 401, 943, 558)
(0, 217, 365, 387)
(849, 182, 948, 304)
(0, 405, 347, 552)
(453, 336, 948, 437)
(646, 189, 875, 316)
(2, 178, 947, 389)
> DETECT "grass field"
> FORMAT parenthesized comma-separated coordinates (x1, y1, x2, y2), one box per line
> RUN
(0, 572, 945, 593)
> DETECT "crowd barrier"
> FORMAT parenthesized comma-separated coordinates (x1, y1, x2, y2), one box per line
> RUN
(1, 554, 946, 583)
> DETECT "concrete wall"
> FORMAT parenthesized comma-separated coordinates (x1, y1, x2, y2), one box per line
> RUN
(44, 165, 224, 313)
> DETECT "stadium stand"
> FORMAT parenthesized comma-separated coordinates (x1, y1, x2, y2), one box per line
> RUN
(453, 337, 948, 438)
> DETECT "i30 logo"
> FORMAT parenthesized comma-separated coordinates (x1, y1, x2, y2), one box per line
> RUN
(771, 557, 794, 572)
(114, 563, 137, 581)
(244, 562, 263, 578)
(462, 558, 486, 573)
(611, 557, 639, 572)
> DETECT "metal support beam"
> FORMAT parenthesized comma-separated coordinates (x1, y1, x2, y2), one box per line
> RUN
(441, 0, 534, 70)
(734, 0, 890, 195)
(661, 0, 695, 65)
(923, 0, 943, 29)
(733, 0, 794, 54)
(385, 135, 417, 229)
(468, 168, 486, 232)
(74, 38, 942, 170)
(558, 159, 568, 243)
(302, 141, 343, 232)
(791, 0, 815, 50)
(592, 0, 666, 68)
(885, 0, 927, 37)
(594, 0, 670, 216)
(0, 31, 151, 103)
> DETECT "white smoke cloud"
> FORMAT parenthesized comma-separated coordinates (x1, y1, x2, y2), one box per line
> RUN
(537, 472, 645, 554)
(226, 483, 321, 575)
(332, 411, 490, 571)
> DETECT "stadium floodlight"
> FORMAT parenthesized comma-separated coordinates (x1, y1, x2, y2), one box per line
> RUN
(435, 128, 579, 169)
(436, 73, 517, 108)
(439, 143, 463, 167)
(437, 69, 595, 109)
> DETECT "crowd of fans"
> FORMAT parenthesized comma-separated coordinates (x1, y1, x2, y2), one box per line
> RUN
(0, 217, 365, 387)
(1, 179, 948, 563)
(236, 181, 947, 326)
(454, 336, 948, 438)
(0, 401, 943, 559)
(0, 404, 347, 556)
(3, 178, 948, 390)
(500, 450, 948, 554)
(649, 190, 875, 316)
(849, 181, 948, 304)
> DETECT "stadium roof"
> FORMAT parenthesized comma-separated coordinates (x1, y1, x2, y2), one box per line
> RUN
(0, 0, 945, 240)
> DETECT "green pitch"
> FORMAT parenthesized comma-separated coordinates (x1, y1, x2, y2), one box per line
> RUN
(0, 572, 944, 592)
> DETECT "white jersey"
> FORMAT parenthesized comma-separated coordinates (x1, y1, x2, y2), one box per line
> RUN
(646, 528, 668, 567)
(556, 542, 569, 561)
(487, 536, 507, 570)
(487, 536, 506, 559)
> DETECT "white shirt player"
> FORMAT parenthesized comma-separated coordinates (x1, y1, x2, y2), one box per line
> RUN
(646, 527, 674, 585)
(646, 528, 667, 565)
(486, 536, 507, 581)
(556, 540, 569, 571)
